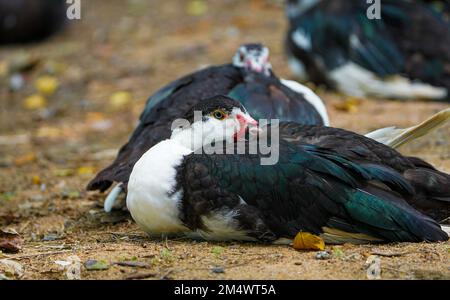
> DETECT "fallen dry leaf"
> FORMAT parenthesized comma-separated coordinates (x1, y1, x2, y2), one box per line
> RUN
(77, 166, 95, 176)
(35, 75, 59, 96)
(293, 232, 325, 251)
(333, 97, 363, 113)
(31, 175, 41, 185)
(23, 94, 47, 110)
(109, 91, 132, 111)
(86, 112, 106, 122)
(0, 229, 23, 253)
(13, 153, 37, 166)
(186, 0, 208, 16)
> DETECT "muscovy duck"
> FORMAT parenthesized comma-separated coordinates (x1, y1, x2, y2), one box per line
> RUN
(285, 0, 450, 100)
(127, 95, 448, 244)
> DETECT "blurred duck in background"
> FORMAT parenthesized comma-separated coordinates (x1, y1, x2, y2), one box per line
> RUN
(285, 0, 450, 101)
(0, 0, 67, 44)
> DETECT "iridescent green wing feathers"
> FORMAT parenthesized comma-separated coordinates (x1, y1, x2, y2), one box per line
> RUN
(183, 142, 447, 242)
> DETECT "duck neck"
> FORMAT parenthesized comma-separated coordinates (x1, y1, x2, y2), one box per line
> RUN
(170, 125, 206, 152)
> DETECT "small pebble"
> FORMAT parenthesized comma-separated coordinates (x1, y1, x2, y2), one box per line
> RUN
(211, 266, 225, 274)
(85, 259, 109, 271)
(315, 251, 331, 260)
(42, 233, 59, 241)
(9, 74, 25, 91)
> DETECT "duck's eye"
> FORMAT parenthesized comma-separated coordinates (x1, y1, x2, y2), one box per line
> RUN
(239, 52, 245, 61)
(212, 109, 226, 120)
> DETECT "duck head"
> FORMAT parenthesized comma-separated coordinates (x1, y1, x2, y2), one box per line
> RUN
(232, 44, 272, 76)
(171, 95, 259, 151)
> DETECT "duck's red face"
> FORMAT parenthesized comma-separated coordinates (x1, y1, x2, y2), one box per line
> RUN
(177, 96, 259, 149)
(234, 112, 258, 140)
(232, 44, 272, 76)
(208, 107, 258, 141)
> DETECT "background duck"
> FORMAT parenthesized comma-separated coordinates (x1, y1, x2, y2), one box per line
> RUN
(87, 43, 329, 211)
(127, 96, 448, 244)
(285, 0, 450, 100)
(0, 0, 67, 44)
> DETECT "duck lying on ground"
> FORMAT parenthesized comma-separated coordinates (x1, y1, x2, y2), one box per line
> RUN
(87, 44, 329, 212)
(126, 95, 449, 244)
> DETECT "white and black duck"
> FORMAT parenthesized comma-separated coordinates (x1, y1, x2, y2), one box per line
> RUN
(87, 43, 329, 210)
(127, 95, 448, 244)
(285, 0, 450, 100)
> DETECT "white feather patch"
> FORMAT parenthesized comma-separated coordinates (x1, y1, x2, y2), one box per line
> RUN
(127, 139, 192, 235)
(329, 62, 447, 100)
(292, 28, 312, 51)
(441, 225, 450, 237)
(365, 108, 450, 148)
(103, 183, 123, 213)
(197, 209, 256, 242)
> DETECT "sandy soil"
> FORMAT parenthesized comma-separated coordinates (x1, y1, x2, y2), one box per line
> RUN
(0, 0, 449, 280)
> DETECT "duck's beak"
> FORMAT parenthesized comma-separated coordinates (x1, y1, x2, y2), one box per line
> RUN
(245, 58, 264, 73)
(235, 113, 259, 140)
(236, 113, 258, 126)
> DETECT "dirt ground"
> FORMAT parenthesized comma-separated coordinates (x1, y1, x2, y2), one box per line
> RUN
(0, 0, 449, 280)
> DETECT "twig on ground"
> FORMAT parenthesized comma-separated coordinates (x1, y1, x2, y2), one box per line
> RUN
(124, 272, 157, 280)
(371, 250, 410, 257)
(114, 261, 151, 268)
(164, 236, 172, 250)
(160, 269, 173, 280)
